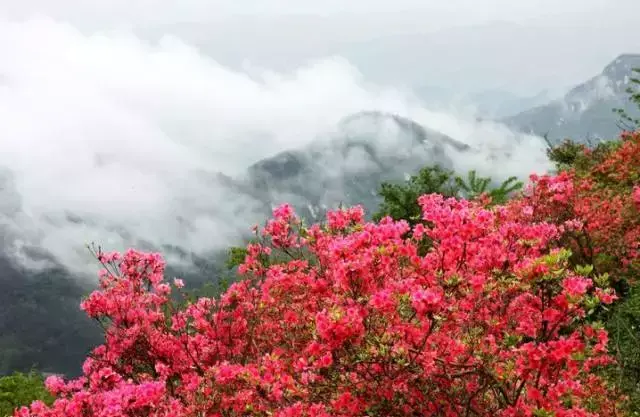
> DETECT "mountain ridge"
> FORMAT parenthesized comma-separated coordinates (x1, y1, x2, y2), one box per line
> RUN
(502, 54, 640, 143)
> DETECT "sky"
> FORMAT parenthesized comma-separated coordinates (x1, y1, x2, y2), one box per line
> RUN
(2, 0, 639, 94)
(0, 0, 634, 275)
(0, 0, 621, 22)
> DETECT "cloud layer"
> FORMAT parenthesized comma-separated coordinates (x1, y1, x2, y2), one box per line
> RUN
(0, 17, 551, 276)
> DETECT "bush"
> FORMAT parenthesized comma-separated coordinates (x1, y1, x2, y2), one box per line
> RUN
(540, 131, 640, 412)
(15, 195, 622, 416)
(13, 130, 640, 417)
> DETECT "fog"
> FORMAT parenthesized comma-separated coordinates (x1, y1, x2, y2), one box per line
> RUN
(0, 15, 555, 276)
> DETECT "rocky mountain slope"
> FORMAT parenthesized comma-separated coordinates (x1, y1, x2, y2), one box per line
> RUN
(503, 54, 640, 143)
(237, 111, 470, 221)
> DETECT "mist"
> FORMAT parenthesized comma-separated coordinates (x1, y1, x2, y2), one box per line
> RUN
(0, 16, 552, 277)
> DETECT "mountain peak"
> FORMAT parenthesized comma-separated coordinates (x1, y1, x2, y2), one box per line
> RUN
(602, 54, 640, 80)
(503, 53, 640, 143)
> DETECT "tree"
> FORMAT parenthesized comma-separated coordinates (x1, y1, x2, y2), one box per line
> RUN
(0, 372, 52, 417)
(454, 170, 522, 204)
(373, 165, 523, 224)
(372, 165, 459, 224)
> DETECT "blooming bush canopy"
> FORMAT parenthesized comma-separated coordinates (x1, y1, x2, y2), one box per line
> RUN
(16, 189, 625, 417)
(523, 131, 640, 288)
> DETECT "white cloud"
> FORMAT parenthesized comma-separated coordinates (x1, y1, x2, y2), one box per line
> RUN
(0, 16, 552, 277)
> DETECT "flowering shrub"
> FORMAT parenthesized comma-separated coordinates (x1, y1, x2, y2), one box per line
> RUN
(520, 132, 640, 286)
(524, 131, 640, 411)
(14, 130, 640, 417)
(15, 191, 623, 416)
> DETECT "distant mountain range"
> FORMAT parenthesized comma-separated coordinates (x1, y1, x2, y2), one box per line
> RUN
(414, 85, 557, 119)
(502, 54, 640, 144)
(233, 111, 471, 222)
(468, 90, 557, 119)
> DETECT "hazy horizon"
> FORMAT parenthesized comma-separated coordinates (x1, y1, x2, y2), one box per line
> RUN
(2, 0, 639, 95)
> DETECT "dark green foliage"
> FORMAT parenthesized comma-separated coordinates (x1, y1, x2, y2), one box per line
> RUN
(454, 170, 492, 198)
(0, 371, 53, 417)
(545, 139, 588, 171)
(372, 165, 523, 225)
(607, 287, 640, 414)
(372, 166, 459, 224)
(455, 170, 523, 205)
(546, 138, 622, 175)
(226, 247, 249, 270)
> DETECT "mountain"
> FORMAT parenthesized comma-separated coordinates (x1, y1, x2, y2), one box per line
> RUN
(236, 111, 471, 222)
(503, 54, 640, 144)
(0, 256, 101, 376)
(413, 85, 556, 120)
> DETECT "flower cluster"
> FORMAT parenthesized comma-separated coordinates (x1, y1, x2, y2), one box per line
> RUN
(515, 132, 640, 283)
(15, 190, 623, 416)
